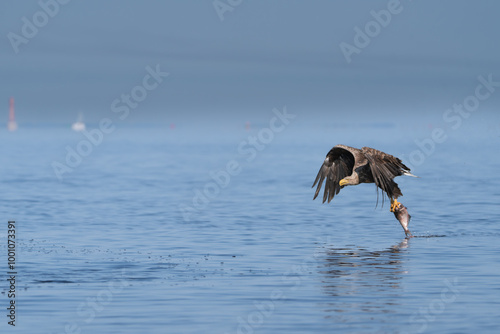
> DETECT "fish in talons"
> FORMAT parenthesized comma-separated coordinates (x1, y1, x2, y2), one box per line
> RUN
(393, 202, 412, 238)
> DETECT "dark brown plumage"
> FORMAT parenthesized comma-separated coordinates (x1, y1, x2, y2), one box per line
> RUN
(312, 144, 417, 236)
(312, 144, 416, 207)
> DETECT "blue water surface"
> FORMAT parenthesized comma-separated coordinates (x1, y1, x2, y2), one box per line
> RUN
(0, 117, 499, 334)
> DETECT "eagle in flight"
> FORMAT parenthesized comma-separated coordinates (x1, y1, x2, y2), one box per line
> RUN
(312, 144, 417, 236)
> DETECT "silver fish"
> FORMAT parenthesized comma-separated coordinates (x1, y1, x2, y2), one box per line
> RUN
(393, 202, 412, 237)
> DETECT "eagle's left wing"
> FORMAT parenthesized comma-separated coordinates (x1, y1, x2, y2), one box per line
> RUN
(361, 147, 409, 199)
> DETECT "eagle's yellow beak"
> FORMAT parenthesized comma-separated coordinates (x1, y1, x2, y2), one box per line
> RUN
(339, 179, 349, 186)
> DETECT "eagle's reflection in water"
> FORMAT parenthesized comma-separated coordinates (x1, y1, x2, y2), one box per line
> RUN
(319, 239, 410, 328)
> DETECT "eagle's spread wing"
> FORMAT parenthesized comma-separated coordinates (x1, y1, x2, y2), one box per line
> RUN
(361, 147, 410, 199)
(312, 146, 355, 203)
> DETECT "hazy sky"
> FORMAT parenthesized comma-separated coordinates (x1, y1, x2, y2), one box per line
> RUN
(1, 0, 500, 124)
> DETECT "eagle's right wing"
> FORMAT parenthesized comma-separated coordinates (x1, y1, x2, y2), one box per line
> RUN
(312, 146, 355, 203)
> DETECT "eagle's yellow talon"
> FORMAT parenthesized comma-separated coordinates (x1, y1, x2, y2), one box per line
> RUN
(390, 199, 400, 212)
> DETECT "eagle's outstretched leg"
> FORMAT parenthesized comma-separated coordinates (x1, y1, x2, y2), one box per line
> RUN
(390, 198, 400, 212)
